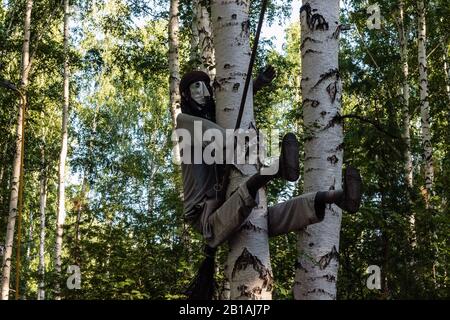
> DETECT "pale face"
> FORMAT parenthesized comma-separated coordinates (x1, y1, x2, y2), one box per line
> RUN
(189, 81, 210, 106)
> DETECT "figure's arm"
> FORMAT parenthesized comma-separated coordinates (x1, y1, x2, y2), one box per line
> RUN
(176, 113, 226, 147)
(253, 65, 276, 95)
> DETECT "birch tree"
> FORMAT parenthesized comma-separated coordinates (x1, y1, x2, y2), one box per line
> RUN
(211, 0, 272, 300)
(55, 0, 70, 299)
(442, 43, 450, 103)
(417, 0, 434, 200)
(396, 0, 417, 249)
(1, 0, 34, 301)
(294, 0, 344, 300)
(196, 0, 216, 82)
(169, 0, 181, 163)
(190, 0, 216, 81)
(397, 0, 413, 188)
(37, 144, 47, 300)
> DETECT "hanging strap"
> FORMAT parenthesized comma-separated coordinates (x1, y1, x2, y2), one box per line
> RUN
(235, 0, 269, 130)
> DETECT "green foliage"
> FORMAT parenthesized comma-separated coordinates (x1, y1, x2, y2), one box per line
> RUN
(0, 0, 447, 300)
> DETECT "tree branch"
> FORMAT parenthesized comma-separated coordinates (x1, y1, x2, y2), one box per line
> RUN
(339, 113, 400, 140)
(0, 79, 26, 104)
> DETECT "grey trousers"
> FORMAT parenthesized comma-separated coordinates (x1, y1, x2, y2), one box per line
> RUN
(192, 183, 325, 248)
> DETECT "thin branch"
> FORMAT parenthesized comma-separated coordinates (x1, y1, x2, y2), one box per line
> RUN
(0, 79, 26, 105)
(339, 113, 400, 140)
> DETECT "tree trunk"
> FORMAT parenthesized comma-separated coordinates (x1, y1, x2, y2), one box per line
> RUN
(37, 149, 47, 300)
(398, 0, 413, 188)
(55, 0, 70, 299)
(397, 0, 417, 250)
(196, 0, 216, 82)
(169, 0, 182, 165)
(294, 1, 343, 300)
(190, 0, 201, 68)
(211, 0, 272, 300)
(1, 0, 33, 301)
(417, 0, 434, 201)
(442, 43, 450, 103)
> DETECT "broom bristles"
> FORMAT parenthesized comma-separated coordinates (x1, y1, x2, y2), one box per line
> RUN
(185, 245, 217, 300)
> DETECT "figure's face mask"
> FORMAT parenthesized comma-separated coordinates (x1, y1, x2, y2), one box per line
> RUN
(189, 81, 211, 107)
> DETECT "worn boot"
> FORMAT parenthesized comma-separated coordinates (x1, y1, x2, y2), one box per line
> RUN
(278, 132, 300, 182)
(246, 133, 300, 199)
(336, 166, 362, 213)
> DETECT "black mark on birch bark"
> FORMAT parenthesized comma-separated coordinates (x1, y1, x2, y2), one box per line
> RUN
(312, 68, 340, 91)
(300, 36, 322, 50)
(232, 248, 273, 291)
(326, 81, 338, 103)
(241, 20, 250, 37)
(303, 49, 323, 57)
(295, 260, 308, 273)
(303, 98, 320, 108)
(232, 83, 240, 92)
(307, 288, 336, 298)
(318, 245, 339, 270)
(322, 113, 342, 131)
(300, 3, 329, 31)
(237, 285, 263, 299)
(327, 155, 339, 165)
(241, 221, 264, 233)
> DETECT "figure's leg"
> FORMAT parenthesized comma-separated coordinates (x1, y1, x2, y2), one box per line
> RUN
(267, 167, 362, 237)
(246, 132, 300, 198)
(267, 192, 325, 237)
(201, 182, 257, 248)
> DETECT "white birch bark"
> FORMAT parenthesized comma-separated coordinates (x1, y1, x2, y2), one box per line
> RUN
(397, 0, 416, 247)
(417, 0, 434, 199)
(397, 0, 413, 188)
(169, 0, 182, 164)
(196, 0, 216, 82)
(1, 0, 33, 301)
(37, 152, 47, 300)
(190, 0, 201, 68)
(294, 0, 343, 300)
(442, 43, 450, 103)
(55, 0, 70, 299)
(211, 0, 272, 300)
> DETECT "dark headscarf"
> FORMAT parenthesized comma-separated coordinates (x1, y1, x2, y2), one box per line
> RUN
(179, 71, 216, 122)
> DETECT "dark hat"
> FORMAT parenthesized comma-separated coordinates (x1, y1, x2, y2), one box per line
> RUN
(179, 71, 211, 93)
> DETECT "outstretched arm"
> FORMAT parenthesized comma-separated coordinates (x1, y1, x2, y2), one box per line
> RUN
(253, 65, 276, 95)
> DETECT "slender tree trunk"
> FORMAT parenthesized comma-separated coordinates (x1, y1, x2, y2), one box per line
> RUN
(417, 0, 433, 202)
(294, 1, 343, 300)
(37, 149, 47, 300)
(1, 0, 33, 301)
(25, 211, 33, 262)
(190, 0, 216, 82)
(398, 0, 413, 188)
(169, 0, 182, 165)
(442, 43, 450, 103)
(211, 0, 272, 300)
(190, 0, 201, 67)
(196, 0, 216, 82)
(55, 0, 70, 299)
(397, 0, 417, 250)
(0, 143, 7, 209)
